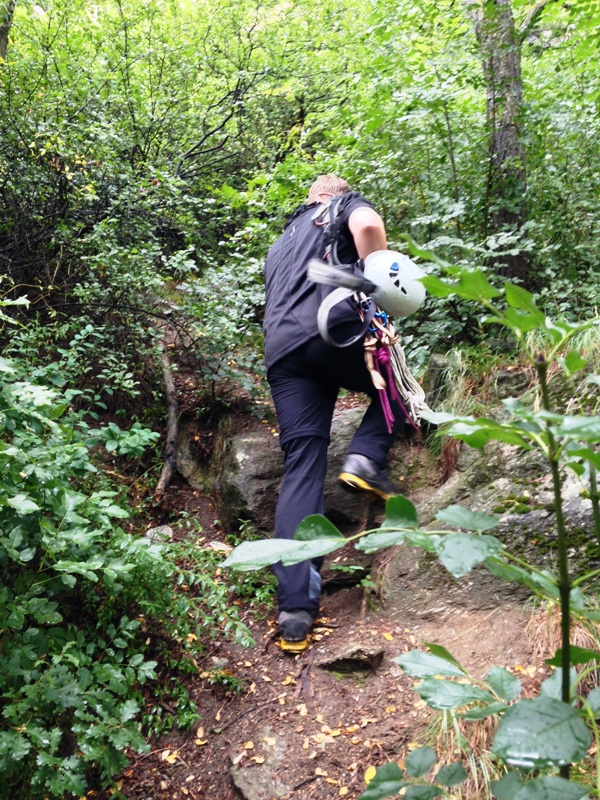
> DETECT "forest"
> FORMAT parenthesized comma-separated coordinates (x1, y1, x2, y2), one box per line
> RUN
(1, 0, 600, 798)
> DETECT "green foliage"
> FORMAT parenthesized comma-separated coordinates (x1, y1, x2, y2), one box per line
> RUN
(0, 347, 259, 798)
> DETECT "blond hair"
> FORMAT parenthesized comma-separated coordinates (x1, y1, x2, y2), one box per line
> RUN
(307, 174, 351, 204)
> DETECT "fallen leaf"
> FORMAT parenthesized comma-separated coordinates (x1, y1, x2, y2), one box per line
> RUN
(386, 706, 397, 714)
(195, 739, 207, 746)
(252, 756, 265, 764)
(262, 674, 272, 682)
(315, 768, 328, 776)
(232, 752, 246, 766)
(303, 738, 309, 750)
(186, 775, 195, 782)
(264, 736, 276, 746)
(283, 675, 294, 685)
(244, 661, 252, 667)
(351, 737, 361, 745)
(364, 766, 376, 785)
(383, 632, 393, 641)
(297, 703, 308, 717)
(244, 741, 254, 750)
(339, 788, 349, 796)
(196, 726, 204, 738)
(325, 777, 339, 785)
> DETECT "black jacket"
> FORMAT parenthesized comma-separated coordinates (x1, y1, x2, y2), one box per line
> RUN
(263, 193, 373, 370)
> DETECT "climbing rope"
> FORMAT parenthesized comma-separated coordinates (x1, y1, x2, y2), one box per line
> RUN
(362, 308, 431, 434)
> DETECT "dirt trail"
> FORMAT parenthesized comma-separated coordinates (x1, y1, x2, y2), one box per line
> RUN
(113, 479, 539, 800)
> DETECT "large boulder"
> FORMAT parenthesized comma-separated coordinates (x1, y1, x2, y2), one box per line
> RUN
(216, 407, 372, 535)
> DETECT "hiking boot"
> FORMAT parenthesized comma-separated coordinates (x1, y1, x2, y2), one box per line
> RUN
(278, 610, 313, 652)
(338, 454, 400, 501)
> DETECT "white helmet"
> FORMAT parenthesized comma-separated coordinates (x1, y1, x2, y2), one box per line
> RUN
(363, 250, 426, 318)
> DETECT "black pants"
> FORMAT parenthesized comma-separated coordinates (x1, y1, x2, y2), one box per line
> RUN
(267, 330, 405, 617)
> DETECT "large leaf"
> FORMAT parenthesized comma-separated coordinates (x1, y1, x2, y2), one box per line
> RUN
(382, 495, 419, 529)
(504, 283, 545, 319)
(395, 650, 465, 678)
(405, 746, 437, 778)
(433, 534, 503, 578)
(435, 762, 468, 787)
(491, 771, 523, 799)
(552, 415, 600, 440)
(492, 697, 591, 769)
(294, 514, 344, 541)
(540, 668, 578, 701)
(403, 787, 442, 800)
(7, 494, 41, 515)
(416, 677, 495, 710)
(459, 701, 508, 721)
(356, 530, 410, 553)
(435, 505, 500, 533)
(423, 643, 466, 673)
(546, 645, 600, 667)
(358, 762, 406, 800)
(512, 776, 590, 800)
(486, 666, 522, 702)
(222, 539, 310, 571)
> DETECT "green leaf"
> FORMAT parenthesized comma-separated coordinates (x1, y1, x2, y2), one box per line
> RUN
(552, 415, 600, 440)
(405, 746, 437, 777)
(586, 687, 600, 715)
(504, 283, 544, 318)
(222, 539, 307, 571)
(459, 701, 508, 720)
(561, 351, 587, 375)
(356, 530, 409, 553)
(540, 668, 578, 700)
(486, 666, 522, 702)
(423, 643, 466, 673)
(416, 677, 495, 710)
(420, 274, 457, 298)
(295, 514, 344, 541)
(546, 645, 600, 667)
(491, 771, 523, 800)
(7, 494, 41, 515)
(491, 697, 591, 769)
(435, 762, 468, 787)
(435, 505, 500, 533)
(395, 650, 465, 678)
(358, 762, 406, 800)
(382, 495, 419, 529)
(433, 534, 503, 578)
(512, 776, 590, 800)
(403, 787, 442, 800)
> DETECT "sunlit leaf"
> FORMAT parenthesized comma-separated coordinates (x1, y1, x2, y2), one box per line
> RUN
(358, 762, 406, 800)
(415, 677, 495, 710)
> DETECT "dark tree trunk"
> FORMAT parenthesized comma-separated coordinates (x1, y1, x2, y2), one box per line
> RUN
(0, 1, 16, 63)
(473, 0, 529, 284)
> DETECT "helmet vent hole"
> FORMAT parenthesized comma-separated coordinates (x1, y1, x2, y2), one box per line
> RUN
(393, 279, 400, 288)
(401, 287, 408, 295)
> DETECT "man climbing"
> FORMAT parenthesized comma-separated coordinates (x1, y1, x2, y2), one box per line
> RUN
(263, 175, 415, 651)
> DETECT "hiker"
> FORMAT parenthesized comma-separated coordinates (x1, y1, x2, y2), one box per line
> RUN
(263, 174, 422, 650)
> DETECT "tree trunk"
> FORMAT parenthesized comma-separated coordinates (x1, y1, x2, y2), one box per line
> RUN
(0, 1, 16, 63)
(472, 0, 529, 284)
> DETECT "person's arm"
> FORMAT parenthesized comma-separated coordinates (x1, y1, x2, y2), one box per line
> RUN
(348, 206, 387, 259)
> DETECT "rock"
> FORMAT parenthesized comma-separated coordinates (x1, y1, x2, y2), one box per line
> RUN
(229, 726, 290, 800)
(145, 525, 174, 542)
(176, 426, 207, 490)
(216, 407, 370, 536)
(315, 641, 384, 673)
